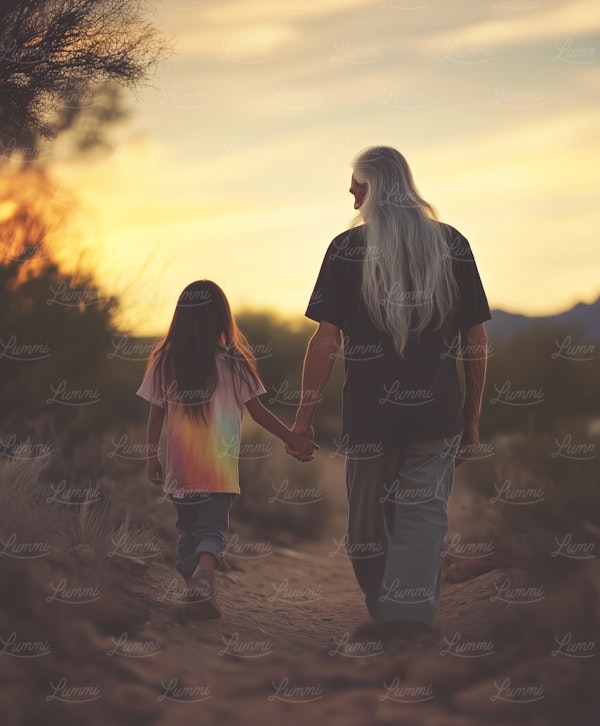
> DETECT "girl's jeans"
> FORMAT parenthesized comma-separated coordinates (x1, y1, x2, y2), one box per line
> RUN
(344, 437, 459, 625)
(169, 492, 236, 579)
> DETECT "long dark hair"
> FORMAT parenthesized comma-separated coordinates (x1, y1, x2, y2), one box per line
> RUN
(147, 280, 260, 422)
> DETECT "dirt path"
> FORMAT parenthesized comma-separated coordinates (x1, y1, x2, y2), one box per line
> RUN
(12, 461, 595, 726)
(138, 463, 528, 646)
(99, 467, 590, 726)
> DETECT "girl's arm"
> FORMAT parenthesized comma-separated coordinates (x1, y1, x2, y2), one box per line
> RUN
(245, 397, 318, 458)
(146, 403, 165, 484)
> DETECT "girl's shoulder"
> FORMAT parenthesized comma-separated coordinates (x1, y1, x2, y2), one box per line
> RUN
(215, 346, 246, 368)
(215, 348, 257, 382)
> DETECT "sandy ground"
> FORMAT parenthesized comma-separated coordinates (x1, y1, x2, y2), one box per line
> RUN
(2, 461, 599, 726)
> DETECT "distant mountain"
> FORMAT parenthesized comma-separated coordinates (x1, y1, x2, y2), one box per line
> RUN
(486, 297, 600, 341)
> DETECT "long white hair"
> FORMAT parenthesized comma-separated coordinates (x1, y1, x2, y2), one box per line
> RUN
(352, 146, 457, 357)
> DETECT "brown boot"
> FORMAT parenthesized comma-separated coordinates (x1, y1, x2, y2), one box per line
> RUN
(183, 568, 221, 620)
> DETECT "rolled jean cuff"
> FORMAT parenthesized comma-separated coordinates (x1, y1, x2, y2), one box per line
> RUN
(194, 541, 226, 569)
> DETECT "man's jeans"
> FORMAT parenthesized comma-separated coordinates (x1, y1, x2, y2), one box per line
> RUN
(344, 437, 458, 625)
(169, 492, 236, 579)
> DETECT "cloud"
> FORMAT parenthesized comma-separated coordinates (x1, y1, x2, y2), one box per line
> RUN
(418, 1, 600, 53)
(47, 0, 600, 330)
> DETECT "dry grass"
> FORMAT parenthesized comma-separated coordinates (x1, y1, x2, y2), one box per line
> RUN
(235, 424, 333, 542)
(458, 421, 600, 577)
(0, 449, 170, 590)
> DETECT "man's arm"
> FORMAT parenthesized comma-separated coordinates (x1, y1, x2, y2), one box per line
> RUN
(245, 397, 318, 458)
(457, 323, 488, 466)
(290, 322, 342, 457)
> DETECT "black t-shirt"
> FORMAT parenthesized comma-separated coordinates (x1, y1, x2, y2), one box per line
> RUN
(305, 223, 491, 452)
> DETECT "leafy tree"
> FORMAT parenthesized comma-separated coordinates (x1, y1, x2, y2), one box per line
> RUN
(0, 0, 167, 153)
(0, 0, 168, 451)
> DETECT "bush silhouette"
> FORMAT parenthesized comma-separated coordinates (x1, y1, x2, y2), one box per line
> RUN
(0, 182, 145, 453)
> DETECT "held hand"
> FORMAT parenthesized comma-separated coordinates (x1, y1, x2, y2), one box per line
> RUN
(285, 423, 316, 462)
(146, 456, 164, 485)
(455, 422, 480, 467)
(287, 432, 319, 461)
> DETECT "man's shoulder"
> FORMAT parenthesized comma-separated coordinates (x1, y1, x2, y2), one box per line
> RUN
(439, 222, 475, 264)
(323, 226, 366, 265)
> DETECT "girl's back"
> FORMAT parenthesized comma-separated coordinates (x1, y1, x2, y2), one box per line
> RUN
(137, 351, 265, 496)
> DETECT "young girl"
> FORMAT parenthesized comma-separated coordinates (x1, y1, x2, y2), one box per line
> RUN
(137, 280, 317, 619)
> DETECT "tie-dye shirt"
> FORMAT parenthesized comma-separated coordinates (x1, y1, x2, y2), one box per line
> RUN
(136, 355, 266, 495)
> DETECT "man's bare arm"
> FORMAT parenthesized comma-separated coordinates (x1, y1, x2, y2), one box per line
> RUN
(457, 322, 488, 465)
(294, 321, 342, 429)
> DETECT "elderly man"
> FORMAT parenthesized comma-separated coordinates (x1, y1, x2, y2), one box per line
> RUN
(289, 146, 490, 639)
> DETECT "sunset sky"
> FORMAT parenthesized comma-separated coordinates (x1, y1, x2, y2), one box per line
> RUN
(53, 0, 600, 335)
